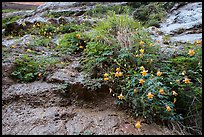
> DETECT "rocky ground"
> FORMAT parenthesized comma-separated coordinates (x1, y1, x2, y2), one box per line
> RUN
(2, 2, 202, 135)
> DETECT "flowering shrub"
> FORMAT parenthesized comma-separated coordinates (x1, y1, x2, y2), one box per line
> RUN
(80, 12, 202, 126)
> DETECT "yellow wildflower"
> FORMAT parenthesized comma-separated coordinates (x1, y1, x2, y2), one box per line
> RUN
(173, 98, 176, 104)
(141, 70, 148, 76)
(27, 49, 32, 52)
(183, 78, 191, 84)
(76, 34, 80, 39)
(140, 66, 145, 71)
(139, 49, 144, 54)
(182, 70, 186, 75)
(38, 73, 42, 77)
(116, 67, 120, 72)
(157, 71, 162, 76)
(11, 45, 16, 48)
(118, 72, 123, 77)
(118, 93, 125, 100)
(104, 77, 109, 81)
(175, 79, 180, 83)
(188, 49, 195, 56)
(104, 73, 109, 77)
(135, 121, 141, 129)
(10, 35, 13, 38)
(79, 46, 83, 49)
(139, 79, 145, 84)
(147, 92, 154, 99)
(172, 91, 178, 96)
(166, 105, 171, 111)
(195, 40, 202, 45)
(159, 88, 164, 95)
(149, 43, 153, 46)
(139, 41, 144, 45)
(115, 72, 119, 77)
(134, 88, 137, 93)
(96, 36, 100, 38)
(33, 25, 36, 28)
(22, 22, 26, 26)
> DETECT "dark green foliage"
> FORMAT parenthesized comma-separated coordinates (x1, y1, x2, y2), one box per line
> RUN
(2, 15, 22, 29)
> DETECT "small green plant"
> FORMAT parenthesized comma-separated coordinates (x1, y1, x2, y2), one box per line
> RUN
(57, 32, 88, 54)
(28, 37, 55, 48)
(11, 54, 58, 82)
(11, 54, 41, 82)
(2, 15, 22, 29)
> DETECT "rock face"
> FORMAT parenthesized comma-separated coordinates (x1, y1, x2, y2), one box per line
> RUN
(16, 2, 128, 23)
(159, 2, 202, 43)
(2, 80, 174, 135)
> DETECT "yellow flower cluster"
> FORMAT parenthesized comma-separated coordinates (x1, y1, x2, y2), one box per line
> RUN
(157, 71, 162, 76)
(118, 93, 125, 100)
(135, 121, 141, 129)
(140, 66, 145, 71)
(139, 49, 144, 54)
(103, 73, 109, 81)
(159, 88, 164, 95)
(139, 40, 144, 45)
(141, 70, 148, 76)
(139, 79, 145, 84)
(79, 46, 84, 49)
(195, 40, 202, 45)
(76, 34, 80, 39)
(27, 49, 32, 52)
(38, 73, 42, 77)
(147, 92, 154, 99)
(134, 88, 137, 93)
(166, 105, 171, 111)
(36, 23, 40, 27)
(188, 49, 195, 56)
(183, 77, 191, 84)
(115, 67, 123, 77)
(11, 45, 16, 48)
